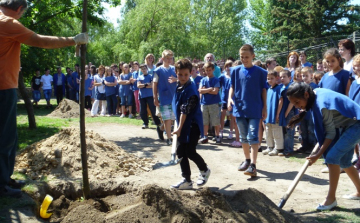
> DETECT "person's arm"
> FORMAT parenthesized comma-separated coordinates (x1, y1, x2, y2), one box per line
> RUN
(307, 139, 332, 165)
(172, 113, 186, 137)
(207, 87, 219, 95)
(261, 88, 267, 120)
(284, 103, 294, 118)
(153, 82, 159, 106)
(198, 87, 212, 94)
(22, 33, 87, 49)
(346, 79, 351, 96)
(93, 78, 102, 86)
(276, 97, 283, 122)
(227, 86, 234, 111)
(168, 76, 178, 83)
(172, 95, 198, 137)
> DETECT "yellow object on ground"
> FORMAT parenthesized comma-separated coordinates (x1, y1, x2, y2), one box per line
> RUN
(40, 194, 53, 218)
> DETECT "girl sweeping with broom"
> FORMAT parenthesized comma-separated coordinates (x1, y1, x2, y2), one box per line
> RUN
(286, 82, 360, 211)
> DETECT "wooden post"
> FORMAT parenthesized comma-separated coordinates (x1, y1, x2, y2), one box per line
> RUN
(80, 0, 90, 199)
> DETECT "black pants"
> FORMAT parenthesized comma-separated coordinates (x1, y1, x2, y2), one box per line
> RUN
(65, 86, 70, 99)
(177, 124, 207, 180)
(85, 96, 92, 110)
(56, 85, 63, 105)
(140, 96, 160, 125)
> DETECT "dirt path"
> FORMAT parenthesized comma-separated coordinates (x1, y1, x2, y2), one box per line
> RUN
(86, 122, 360, 222)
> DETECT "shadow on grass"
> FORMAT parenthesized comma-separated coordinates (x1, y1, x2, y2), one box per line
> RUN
(293, 207, 360, 223)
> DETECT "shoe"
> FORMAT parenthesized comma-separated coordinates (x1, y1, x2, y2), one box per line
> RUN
(156, 126, 164, 140)
(342, 194, 360, 200)
(129, 114, 133, 118)
(269, 149, 279, 156)
(215, 137, 221, 144)
(227, 131, 233, 140)
(142, 124, 149, 129)
(197, 167, 211, 186)
(198, 137, 208, 144)
(244, 164, 257, 177)
(278, 152, 284, 156)
(352, 154, 359, 165)
(106, 114, 111, 117)
(91, 114, 98, 117)
(170, 178, 193, 190)
(238, 161, 250, 171)
(0, 185, 22, 198)
(219, 130, 223, 139)
(295, 147, 307, 153)
(230, 141, 241, 148)
(284, 152, 292, 157)
(316, 200, 337, 211)
(321, 167, 329, 173)
(212, 137, 217, 142)
(120, 114, 125, 118)
(8, 179, 26, 189)
(100, 114, 105, 117)
(258, 147, 263, 152)
(167, 138, 172, 146)
(262, 147, 273, 155)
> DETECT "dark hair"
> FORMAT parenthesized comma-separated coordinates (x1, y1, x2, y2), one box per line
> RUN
(233, 60, 242, 66)
(266, 57, 276, 66)
(286, 82, 316, 128)
(45, 67, 50, 71)
(75, 64, 79, 67)
(299, 51, 307, 57)
(267, 70, 278, 77)
(240, 44, 254, 54)
(90, 65, 96, 69)
(66, 67, 70, 70)
(280, 69, 291, 78)
(139, 64, 147, 68)
(324, 48, 344, 68)
(203, 62, 215, 70)
(175, 58, 192, 73)
(338, 39, 356, 57)
(155, 61, 163, 67)
(35, 68, 40, 72)
(0, 0, 27, 11)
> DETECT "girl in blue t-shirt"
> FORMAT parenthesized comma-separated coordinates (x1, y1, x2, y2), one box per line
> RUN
(219, 60, 232, 139)
(118, 64, 134, 118)
(319, 48, 351, 95)
(104, 66, 118, 116)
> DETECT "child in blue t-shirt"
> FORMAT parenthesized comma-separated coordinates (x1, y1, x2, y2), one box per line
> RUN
(263, 71, 284, 155)
(319, 48, 351, 95)
(104, 66, 118, 116)
(198, 62, 221, 144)
(299, 51, 313, 68)
(350, 55, 360, 171)
(219, 60, 232, 140)
(153, 50, 177, 146)
(228, 44, 267, 177)
(118, 64, 134, 118)
(84, 73, 93, 110)
(190, 64, 203, 93)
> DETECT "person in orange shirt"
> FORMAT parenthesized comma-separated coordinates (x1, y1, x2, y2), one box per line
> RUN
(0, 0, 88, 198)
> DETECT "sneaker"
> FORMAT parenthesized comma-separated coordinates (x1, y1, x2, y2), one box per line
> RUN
(198, 137, 208, 144)
(230, 141, 241, 147)
(227, 131, 233, 140)
(219, 130, 223, 139)
(120, 114, 125, 118)
(167, 138, 172, 146)
(352, 154, 359, 165)
(269, 149, 279, 156)
(262, 147, 273, 155)
(156, 126, 164, 140)
(142, 124, 149, 129)
(215, 137, 221, 144)
(170, 178, 193, 190)
(212, 137, 217, 142)
(197, 167, 211, 186)
(129, 114, 133, 118)
(238, 161, 250, 171)
(0, 185, 22, 198)
(244, 164, 257, 177)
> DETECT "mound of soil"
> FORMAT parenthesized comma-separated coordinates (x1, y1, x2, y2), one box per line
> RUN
(15, 128, 154, 181)
(49, 183, 302, 223)
(48, 99, 91, 118)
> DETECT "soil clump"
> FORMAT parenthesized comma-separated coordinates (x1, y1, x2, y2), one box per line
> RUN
(47, 99, 91, 118)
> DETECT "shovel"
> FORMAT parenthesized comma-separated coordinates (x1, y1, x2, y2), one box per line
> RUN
(278, 143, 319, 208)
(152, 122, 182, 169)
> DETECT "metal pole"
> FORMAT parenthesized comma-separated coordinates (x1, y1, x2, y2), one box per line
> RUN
(80, 0, 90, 199)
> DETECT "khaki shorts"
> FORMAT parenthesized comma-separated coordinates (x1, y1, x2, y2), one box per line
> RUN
(201, 104, 220, 126)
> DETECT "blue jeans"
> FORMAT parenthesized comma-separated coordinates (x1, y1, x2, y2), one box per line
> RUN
(300, 117, 316, 149)
(325, 122, 360, 168)
(235, 117, 260, 145)
(32, 90, 41, 102)
(106, 94, 117, 115)
(0, 89, 17, 187)
(43, 89, 52, 102)
(283, 110, 295, 153)
(120, 94, 133, 106)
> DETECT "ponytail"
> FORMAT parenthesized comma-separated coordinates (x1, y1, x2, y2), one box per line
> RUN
(286, 82, 315, 128)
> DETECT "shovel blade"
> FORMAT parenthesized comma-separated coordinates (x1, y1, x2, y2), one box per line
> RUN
(152, 157, 183, 170)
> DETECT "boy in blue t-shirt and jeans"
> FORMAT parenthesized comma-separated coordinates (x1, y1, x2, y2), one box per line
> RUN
(228, 44, 267, 177)
(198, 62, 222, 144)
(153, 50, 177, 145)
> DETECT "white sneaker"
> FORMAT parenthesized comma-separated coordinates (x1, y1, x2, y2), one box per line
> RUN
(321, 167, 329, 173)
(129, 114, 133, 118)
(170, 178, 193, 190)
(227, 131, 233, 140)
(269, 149, 279, 156)
(262, 147, 273, 155)
(120, 114, 125, 118)
(219, 130, 223, 139)
(352, 154, 359, 164)
(197, 166, 211, 186)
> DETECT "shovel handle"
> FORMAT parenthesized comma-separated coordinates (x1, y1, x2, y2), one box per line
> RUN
(171, 122, 178, 155)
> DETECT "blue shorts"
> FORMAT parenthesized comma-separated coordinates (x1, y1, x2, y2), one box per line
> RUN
(324, 121, 360, 168)
(32, 90, 41, 102)
(235, 117, 260, 145)
(43, 89, 52, 101)
(120, 94, 133, 106)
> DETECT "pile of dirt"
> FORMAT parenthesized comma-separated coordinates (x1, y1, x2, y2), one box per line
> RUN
(15, 128, 154, 181)
(48, 99, 91, 118)
(48, 184, 302, 223)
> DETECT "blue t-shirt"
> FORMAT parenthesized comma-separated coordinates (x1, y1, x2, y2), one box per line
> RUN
(214, 65, 221, 78)
(192, 76, 203, 89)
(104, 76, 117, 96)
(138, 74, 153, 98)
(154, 66, 177, 106)
(119, 73, 133, 96)
(200, 76, 221, 105)
(278, 83, 296, 126)
(219, 74, 231, 104)
(66, 74, 73, 88)
(265, 84, 282, 124)
(349, 79, 360, 105)
(230, 65, 267, 118)
(302, 62, 312, 67)
(71, 72, 79, 92)
(84, 78, 93, 96)
(132, 71, 140, 91)
(319, 69, 350, 95)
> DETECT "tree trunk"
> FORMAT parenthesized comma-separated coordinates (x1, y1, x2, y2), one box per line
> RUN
(18, 71, 37, 129)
